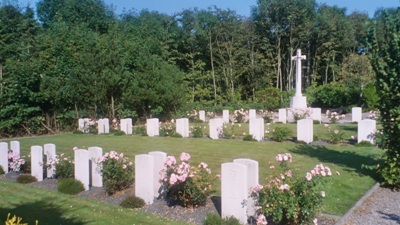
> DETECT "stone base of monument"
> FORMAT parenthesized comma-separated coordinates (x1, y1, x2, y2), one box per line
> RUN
(290, 95, 307, 109)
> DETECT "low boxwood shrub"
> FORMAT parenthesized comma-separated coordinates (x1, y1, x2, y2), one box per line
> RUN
(119, 195, 146, 209)
(171, 133, 183, 138)
(203, 213, 241, 225)
(72, 130, 83, 134)
(113, 130, 126, 136)
(0, 165, 4, 175)
(16, 174, 38, 184)
(355, 141, 374, 147)
(57, 178, 85, 195)
(243, 134, 257, 142)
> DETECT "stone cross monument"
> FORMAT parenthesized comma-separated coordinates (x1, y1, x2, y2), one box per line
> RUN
(290, 49, 307, 108)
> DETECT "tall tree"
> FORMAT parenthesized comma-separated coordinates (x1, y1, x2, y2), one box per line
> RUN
(367, 9, 400, 189)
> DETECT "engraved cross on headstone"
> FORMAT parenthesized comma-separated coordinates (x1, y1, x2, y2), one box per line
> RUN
(292, 49, 306, 97)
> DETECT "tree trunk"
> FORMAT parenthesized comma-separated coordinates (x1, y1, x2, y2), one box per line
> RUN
(324, 63, 329, 85)
(276, 36, 282, 91)
(75, 103, 79, 119)
(209, 34, 217, 105)
(111, 95, 115, 120)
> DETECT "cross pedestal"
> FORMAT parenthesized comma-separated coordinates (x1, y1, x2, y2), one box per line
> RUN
(290, 96, 307, 108)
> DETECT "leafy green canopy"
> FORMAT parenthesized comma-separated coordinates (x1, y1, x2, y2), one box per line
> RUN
(367, 9, 400, 189)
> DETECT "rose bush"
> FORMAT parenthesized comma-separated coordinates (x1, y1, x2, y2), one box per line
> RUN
(160, 152, 214, 207)
(253, 153, 334, 225)
(99, 150, 134, 195)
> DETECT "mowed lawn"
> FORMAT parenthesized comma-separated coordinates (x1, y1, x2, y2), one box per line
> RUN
(0, 123, 382, 224)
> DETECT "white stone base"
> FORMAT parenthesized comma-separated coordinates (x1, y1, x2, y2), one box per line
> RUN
(290, 95, 307, 109)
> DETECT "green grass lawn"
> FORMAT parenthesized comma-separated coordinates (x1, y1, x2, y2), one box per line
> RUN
(0, 123, 382, 224)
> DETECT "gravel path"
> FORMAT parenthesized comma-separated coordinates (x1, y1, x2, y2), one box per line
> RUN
(337, 183, 400, 225)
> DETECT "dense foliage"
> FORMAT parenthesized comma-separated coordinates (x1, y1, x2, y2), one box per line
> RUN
(367, 9, 400, 189)
(0, 0, 394, 137)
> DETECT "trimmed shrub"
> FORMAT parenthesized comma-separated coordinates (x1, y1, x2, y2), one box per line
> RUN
(243, 134, 257, 142)
(171, 132, 183, 138)
(113, 130, 126, 136)
(16, 174, 37, 184)
(119, 195, 146, 209)
(203, 213, 241, 225)
(355, 141, 374, 147)
(57, 178, 85, 195)
(0, 165, 4, 175)
(72, 130, 83, 134)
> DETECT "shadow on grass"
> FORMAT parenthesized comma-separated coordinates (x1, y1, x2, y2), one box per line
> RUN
(289, 144, 381, 179)
(0, 197, 88, 225)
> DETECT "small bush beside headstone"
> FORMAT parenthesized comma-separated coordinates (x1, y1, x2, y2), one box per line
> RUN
(119, 195, 146, 209)
(16, 174, 38, 184)
(57, 178, 85, 195)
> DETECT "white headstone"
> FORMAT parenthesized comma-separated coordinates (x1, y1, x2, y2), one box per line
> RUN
(10, 141, 20, 156)
(233, 159, 259, 217)
(147, 118, 160, 137)
(223, 110, 230, 123)
(199, 110, 206, 122)
(103, 118, 110, 133)
(312, 108, 322, 123)
(88, 147, 103, 187)
(209, 118, 224, 139)
(126, 118, 133, 134)
(120, 119, 126, 133)
(249, 118, 264, 141)
(221, 162, 248, 224)
(278, 109, 287, 124)
(358, 119, 377, 144)
(148, 151, 167, 197)
(0, 142, 9, 173)
(44, 143, 56, 178)
(31, 145, 43, 181)
(98, 119, 104, 134)
(297, 119, 313, 144)
(249, 109, 256, 120)
(74, 149, 90, 191)
(352, 107, 362, 123)
(290, 49, 307, 108)
(120, 118, 132, 134)
(135, 154, 155, 204)
(176, 118, 189, 138)
(78, 118, 85, 132)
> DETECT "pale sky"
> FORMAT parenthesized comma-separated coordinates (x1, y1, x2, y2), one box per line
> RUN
(18, 0, 400, 18)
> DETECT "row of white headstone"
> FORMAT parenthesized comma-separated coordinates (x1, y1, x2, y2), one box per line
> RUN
(278, 107, 367, 124)
(296, 118, 377, 144)
(2, 141, 257, 223)
(78, 118, 110, 134)
(0, 142, 103, 191)
(198, 109, 258, 123)
(134, 150, 259, 224)
(0, 141, 20, 174)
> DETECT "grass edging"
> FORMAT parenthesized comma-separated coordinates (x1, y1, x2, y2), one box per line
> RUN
(335, 182, 380, 225)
